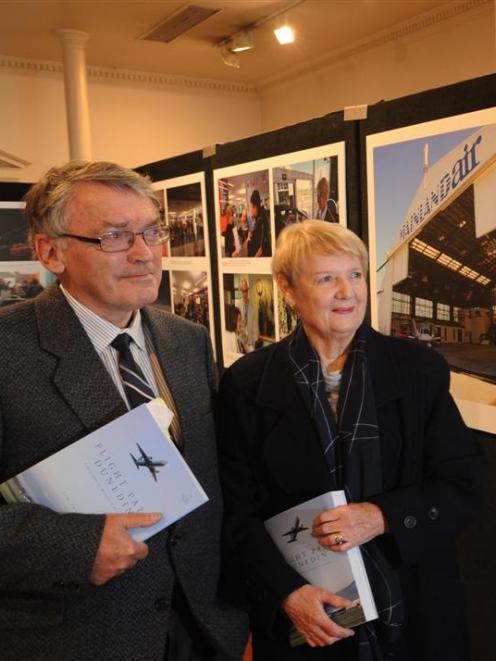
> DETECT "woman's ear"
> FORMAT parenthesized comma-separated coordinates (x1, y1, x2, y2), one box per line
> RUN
(277, 274, 295, 309)
(34, 234, 66, 275)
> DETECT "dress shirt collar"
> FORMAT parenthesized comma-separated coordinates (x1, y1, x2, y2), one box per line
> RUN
(59, 284, 146, 355)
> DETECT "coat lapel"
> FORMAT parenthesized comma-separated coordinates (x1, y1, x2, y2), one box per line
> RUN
(35, 286, 126, 431)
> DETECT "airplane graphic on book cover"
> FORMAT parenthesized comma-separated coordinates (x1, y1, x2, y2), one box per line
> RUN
(130, 443, 167, 482)
(282, 516, 309, 543)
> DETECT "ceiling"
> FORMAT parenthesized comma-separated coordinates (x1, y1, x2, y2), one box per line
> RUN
(0, 0, 472, 87)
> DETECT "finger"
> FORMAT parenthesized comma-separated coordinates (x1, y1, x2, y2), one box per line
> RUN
(321, 590, 353, 610)
(134, 542, 150, 561)
(122, 512, 162, 529)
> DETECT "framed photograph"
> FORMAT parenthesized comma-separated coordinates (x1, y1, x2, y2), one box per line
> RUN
(0, 202, 31, 261)
(152, 173, 216, 354)
(214, 144, 347, 362)
(366, 107, 496, 434)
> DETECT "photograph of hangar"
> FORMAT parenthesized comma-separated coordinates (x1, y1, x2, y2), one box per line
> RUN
(374, 123, 496, 416)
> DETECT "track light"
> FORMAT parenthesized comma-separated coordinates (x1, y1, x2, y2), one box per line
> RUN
(229, 31, 253, 53)
(274, 25, 295, 45)
(219, 46, 240, 69)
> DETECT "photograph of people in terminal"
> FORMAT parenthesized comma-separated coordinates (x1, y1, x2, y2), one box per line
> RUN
(272, 154, 341, 237)
(222, 272, 275, 367)
(171, 270, 210, 330)
(217, 169, 271, 258)
(367, 111, 496, 433)
(166, 182, 205, 257)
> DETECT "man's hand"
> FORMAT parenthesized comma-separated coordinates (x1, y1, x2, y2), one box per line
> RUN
(282, 585, 354, 647)
(312, 502, 387, 552)
(90, 512, 161, 586)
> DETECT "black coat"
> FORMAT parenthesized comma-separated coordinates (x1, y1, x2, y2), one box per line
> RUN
(217, 325, 485, 661)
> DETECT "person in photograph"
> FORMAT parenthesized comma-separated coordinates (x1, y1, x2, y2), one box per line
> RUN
(222, 205, 237, 258)
(316, 177, 338, 223)
(217, 220, 484, 661)
(247, 190, 271, 257)
(0, 161, 248, 661)
(225, 305, 248, 355)
(239, 277, 260, 350)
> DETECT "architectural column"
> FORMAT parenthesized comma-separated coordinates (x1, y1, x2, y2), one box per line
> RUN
(57, 29, 92, 160)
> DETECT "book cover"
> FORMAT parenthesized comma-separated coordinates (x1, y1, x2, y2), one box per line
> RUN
(0, 399, 208, 541)
(264, 490, 377, 645)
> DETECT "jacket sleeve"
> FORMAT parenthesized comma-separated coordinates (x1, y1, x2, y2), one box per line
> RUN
(369, 350, 486, 568)
(0, 403, 107, 597)
(217, 367, 307, 627)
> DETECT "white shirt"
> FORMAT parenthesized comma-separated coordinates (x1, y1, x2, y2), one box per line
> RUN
(60, 285, 159, 409)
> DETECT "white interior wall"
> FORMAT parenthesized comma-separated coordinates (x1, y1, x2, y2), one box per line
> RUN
(0, 1, 494, 183)
(259, 2, 495, 131)
(0, 71, 262, 183)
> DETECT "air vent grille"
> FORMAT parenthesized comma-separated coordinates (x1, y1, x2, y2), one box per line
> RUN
(140, 5, 220, 44)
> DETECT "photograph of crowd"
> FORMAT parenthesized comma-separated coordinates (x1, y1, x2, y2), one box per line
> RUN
(223, 273, 275, 364)
(277, 285, 298, 339)
(273, 155, 339, 238)
(172, 270, 209, 329)
(218, 169, 272, 258)
(0, 207, 31, 261)
(166, 183, 205, 257)
(0, 265, 53, 307)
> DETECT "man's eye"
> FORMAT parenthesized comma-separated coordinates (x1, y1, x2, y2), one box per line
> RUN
(145, 227, 160, 237)
(105, 231, 123, 241)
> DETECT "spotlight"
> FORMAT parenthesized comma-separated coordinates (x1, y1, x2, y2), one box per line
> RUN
(274, 25, 295, 45)
(229, 31, 253, 53)
(219, 45, 240, 69)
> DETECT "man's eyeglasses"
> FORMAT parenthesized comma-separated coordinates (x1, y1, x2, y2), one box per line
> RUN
(55, 225, 169, 253)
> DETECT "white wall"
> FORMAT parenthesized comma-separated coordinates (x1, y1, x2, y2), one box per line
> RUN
(259, 2, 495, 131)
(0, 68, 262, 183)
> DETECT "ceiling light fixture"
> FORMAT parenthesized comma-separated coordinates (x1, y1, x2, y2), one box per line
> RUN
(229, 31, 253, 53)
(274, 25, 295, 45)
(216, 0, 304, 66)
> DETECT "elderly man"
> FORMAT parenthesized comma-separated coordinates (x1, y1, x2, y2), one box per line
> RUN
(0, 161, 247, 661)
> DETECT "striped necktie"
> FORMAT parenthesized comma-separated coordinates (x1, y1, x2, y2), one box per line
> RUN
(111, 333, 155, 409)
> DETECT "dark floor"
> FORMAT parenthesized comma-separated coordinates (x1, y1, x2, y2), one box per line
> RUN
(434, 343, 496, 383)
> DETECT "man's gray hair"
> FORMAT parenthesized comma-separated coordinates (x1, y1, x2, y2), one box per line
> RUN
(24, 160, 159, 247)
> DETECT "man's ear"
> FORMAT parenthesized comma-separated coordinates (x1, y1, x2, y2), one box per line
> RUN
(34, 234, 66, 275)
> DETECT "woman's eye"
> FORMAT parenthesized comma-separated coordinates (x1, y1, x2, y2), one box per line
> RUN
(318, 274, 333, 284)
(350, 271, 363, 279)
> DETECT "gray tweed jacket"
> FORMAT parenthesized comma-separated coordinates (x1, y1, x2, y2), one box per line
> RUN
(0, 285, 248, 661)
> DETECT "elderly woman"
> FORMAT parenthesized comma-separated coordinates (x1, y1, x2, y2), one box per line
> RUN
(217, 221, 483, 661)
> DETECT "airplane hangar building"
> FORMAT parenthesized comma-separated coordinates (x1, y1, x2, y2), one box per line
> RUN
(378, 125, 496, 381)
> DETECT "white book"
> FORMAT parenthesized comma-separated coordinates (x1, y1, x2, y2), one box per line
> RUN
(264, 490, 377, 644)
(0, 398, 208, 542)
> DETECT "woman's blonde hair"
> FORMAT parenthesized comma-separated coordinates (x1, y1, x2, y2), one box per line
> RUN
(272, 220, 368, 285)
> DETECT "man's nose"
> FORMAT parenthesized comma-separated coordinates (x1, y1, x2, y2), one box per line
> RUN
(127, 233, 154, 261)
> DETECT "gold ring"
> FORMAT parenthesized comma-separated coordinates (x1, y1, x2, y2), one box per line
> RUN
(334, 533, 345, 546)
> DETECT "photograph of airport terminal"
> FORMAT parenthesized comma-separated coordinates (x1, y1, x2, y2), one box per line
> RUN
(272, 155, 339, 236)
(171, 270, 209, 329)
(217, 169, 271, 258)
(222, 272, 275, 366)
(165, 182, 205, 257)
(0, 206, 31, 261)
(153, 270, 171, 313)
(368, 117, 496, 432)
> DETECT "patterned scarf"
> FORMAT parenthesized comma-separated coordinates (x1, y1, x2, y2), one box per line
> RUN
(288, 323, 404, 661)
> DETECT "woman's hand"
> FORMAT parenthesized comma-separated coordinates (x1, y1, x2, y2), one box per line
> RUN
(281, 585, 355, 647)
(312, 502, 387, 552)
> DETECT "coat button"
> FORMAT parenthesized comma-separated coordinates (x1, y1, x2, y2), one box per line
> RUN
(154, 597, 169, 612)
(403, 515, 417, 529)
(169, 534, 180, 547)
(428, 507, 439, 520)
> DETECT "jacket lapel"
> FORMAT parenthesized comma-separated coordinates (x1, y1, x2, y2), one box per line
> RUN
(35, 286, 126, 431)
